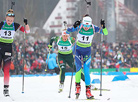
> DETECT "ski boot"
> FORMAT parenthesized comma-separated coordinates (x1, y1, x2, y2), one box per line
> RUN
(58, 82, 64, 93)
(86, 86, 94, 99)
(75, 83, 81, 99)
(3, 85, 9, 97)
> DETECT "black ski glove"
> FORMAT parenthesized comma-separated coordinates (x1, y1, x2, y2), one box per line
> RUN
(63, 21, 67, 24)
(24, 18, 28, 25)
(100, 19, 105, 28)
(73, 20, 81, 28)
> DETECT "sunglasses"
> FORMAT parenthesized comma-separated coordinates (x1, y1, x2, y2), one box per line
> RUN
(6, 13, 15, 17)
(83, 24, 91, 27)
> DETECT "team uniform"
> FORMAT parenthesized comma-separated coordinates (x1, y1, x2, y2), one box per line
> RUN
(0, 21, 29, 96)
(49, 35, 85, 92)
(66, 16, 108, 99)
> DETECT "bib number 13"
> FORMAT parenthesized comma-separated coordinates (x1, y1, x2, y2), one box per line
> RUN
(82, 36, 89, 41)
(4, 31, 11, 36)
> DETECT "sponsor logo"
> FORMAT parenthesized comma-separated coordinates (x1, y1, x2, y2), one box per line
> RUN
(1, 36, 12, 39)
(5, 52, 11, 56)
(84, 20, 91, 22)
(78, 40, 90, 44)
(60, 60, 63, 64)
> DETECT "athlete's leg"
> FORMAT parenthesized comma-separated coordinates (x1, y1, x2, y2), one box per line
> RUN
(65, 54, 85, 82)
(0, 54, 2, 70)
(0, 45, 3, 69)
(57, 54, 66, 83)
(82, 48, 91, 86)
(83, 56, 91, 86)
(83, 55, 94, 99)
(57, 54, 67, 92)
(3, 53, 12, 86)
(75, 49, 82, 83)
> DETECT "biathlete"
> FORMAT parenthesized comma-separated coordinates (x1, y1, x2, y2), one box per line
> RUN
(0, 9, 30, 97)
(48, 30, 85, 93)
(66, 14, 108, 99)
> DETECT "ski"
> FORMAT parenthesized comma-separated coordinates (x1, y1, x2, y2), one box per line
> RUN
(86, 98, 100, 100)
(76, 94, 99, 100)
(92, 88, 110, 91)
(76, 98, 100, 100)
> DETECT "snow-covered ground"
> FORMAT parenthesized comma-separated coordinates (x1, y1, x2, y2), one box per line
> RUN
(0, 74, 138, 102)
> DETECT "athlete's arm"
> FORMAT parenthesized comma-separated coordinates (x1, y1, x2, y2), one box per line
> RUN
(49, 36, 59, 45)
(93, 25, 103, 34)
(94, 25, 108, 35)
(14, 22, 30, 33)
(0, 21, 4, 29)
(100, 19, 108, 35)
(66, 24, 81, 34)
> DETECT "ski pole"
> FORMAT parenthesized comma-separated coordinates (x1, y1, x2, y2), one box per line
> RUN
(99, 28, 103, 96)
(63, 21, 67, 29)
(11, 1, 15, 9)
(62, 20, 75, 98)
(85, 0, 91, 14)
(66, 20, 76, 98)
(45, 50, 50, 72)
(68, 42, 77, 98)
(22, 21, 26, 94)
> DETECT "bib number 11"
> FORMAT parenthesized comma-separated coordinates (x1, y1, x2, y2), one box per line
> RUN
(82, 36, 89, 41)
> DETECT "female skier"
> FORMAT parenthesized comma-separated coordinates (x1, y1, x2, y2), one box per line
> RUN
(0, 9, 30, 96)
(66, 14, 108, 99)
(48, 29, 85, 93)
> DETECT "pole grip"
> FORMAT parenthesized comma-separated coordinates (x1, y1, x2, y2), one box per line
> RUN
(11, 1, 15, 9)
(63, 21, 67, 29)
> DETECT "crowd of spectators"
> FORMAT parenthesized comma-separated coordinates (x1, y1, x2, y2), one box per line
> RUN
(11, 40, 48, 75)
(91, 41, 138, 69)
(9, 40, 138, 75)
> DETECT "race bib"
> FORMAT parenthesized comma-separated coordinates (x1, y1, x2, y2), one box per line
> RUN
(0, 30, 15, 39)
(77, 33, 94, 44)
(58, 45, 72, 52)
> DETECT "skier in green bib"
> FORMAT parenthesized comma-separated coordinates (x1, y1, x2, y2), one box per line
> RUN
(48, 30, 85, 93)
(66, 14, 108, 99)
(0, 9, 30, 97)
